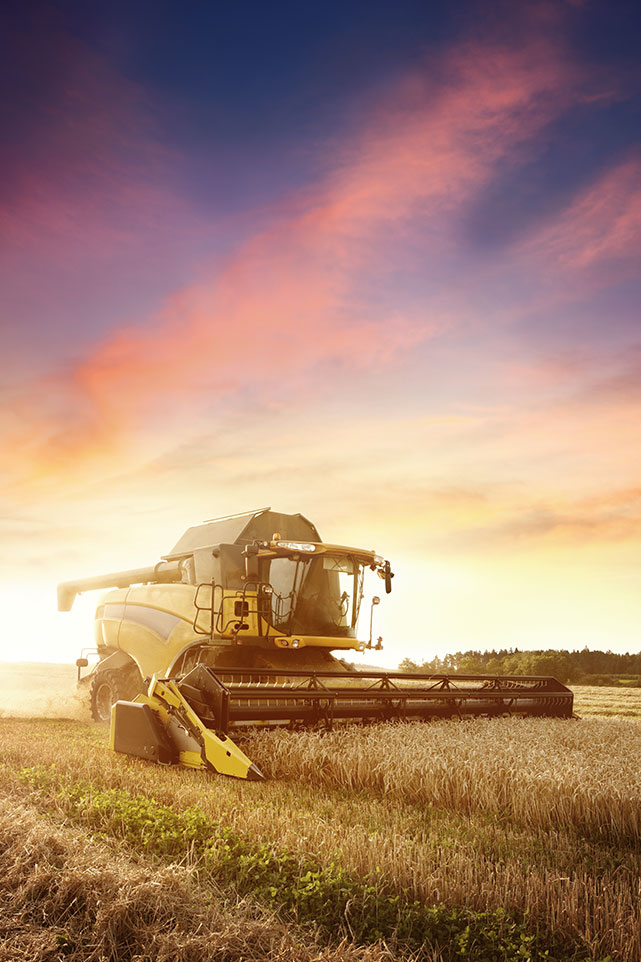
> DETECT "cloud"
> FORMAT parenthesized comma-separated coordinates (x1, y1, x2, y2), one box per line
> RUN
(500, 343, 641, 418)
(518, 155, 641, 286)
(0, 10, 211, 386)
(1, 25, 590, 490)
(440, 486, 641, 552)
(493, 506, 641, 544)
(582, 345, 641, 405)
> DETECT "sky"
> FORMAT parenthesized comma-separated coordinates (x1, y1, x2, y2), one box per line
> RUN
(1, 0, 641, 666)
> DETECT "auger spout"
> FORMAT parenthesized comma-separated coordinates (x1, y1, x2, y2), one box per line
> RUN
(57, 561, 183, 611)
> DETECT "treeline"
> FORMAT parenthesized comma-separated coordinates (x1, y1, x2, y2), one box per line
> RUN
(398, 648, 641, 685)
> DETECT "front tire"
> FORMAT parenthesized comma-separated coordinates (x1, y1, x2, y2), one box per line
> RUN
(90, 666, 143, 723)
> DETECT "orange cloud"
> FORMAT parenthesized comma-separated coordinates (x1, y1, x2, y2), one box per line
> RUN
(387, 482, 641, 552)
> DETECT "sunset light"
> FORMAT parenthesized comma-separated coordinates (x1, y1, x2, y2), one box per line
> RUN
(2, 0, 640, 667)
(3, 7, 641, 961)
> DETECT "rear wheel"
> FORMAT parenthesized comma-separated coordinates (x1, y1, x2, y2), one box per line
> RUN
(90, 666, 143, 723)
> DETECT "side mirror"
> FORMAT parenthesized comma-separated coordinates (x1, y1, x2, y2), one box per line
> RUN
(368, 596, 381, 648)
(384, 560, 394, 594)
(76, 656, 89, 683)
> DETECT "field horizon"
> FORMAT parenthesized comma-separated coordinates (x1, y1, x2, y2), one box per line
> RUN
(2, 660, 640, 721)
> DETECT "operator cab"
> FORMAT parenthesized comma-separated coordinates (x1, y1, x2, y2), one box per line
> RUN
(244, 537, 393, 642)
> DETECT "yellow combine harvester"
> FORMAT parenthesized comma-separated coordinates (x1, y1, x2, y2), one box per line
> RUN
(58, 508, 574, 781)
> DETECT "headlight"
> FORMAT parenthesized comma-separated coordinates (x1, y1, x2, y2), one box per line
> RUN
(276, 541, 316, 552)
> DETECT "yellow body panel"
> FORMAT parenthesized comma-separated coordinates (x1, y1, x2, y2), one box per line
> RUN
(95, 582, 363, 679)
(117, 677, 258, 779)
(178, 750, 204, 769)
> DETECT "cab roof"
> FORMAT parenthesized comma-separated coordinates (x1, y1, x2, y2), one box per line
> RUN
(163, 508, 321, 560)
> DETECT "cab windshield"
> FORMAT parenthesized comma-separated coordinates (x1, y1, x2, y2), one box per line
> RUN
(263, 554, 364, 637)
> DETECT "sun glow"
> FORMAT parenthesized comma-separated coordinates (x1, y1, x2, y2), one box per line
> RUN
(0, 584, 97, 665)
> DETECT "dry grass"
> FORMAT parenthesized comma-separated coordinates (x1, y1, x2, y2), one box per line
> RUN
(4, 667, 641, 959)
(2, 663, 641, 962)
(242, 715, 641, 843)
(0, 794, 396, 962)
(0, 663, 85, 720)
(572, 684, 641, 717)
(2, 716, 641, 960)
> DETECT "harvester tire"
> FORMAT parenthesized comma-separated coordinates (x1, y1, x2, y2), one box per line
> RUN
(90, 666, 142, 723)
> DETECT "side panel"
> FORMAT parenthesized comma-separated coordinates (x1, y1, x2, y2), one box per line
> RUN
(94, 587, 128, 651)
(98, 584, 202, 678)
(94, 582, 364, 679)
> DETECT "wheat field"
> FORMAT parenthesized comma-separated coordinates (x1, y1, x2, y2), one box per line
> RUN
(0, 796, 391, 962)
(573, 684, 641, 717)
(242, 715, 641, 841)
(1, 672, 641, 960)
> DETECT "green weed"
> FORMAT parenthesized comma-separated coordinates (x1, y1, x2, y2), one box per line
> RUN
(16, 764, 603, 961)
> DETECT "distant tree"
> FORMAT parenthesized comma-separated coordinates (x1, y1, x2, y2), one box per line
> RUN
(456, 653, 485, 674)
(397, 648, 641, 684)
(398, 658, 419, 672)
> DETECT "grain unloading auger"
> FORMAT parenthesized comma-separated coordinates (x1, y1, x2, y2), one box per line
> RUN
(58, 508, 574, 781)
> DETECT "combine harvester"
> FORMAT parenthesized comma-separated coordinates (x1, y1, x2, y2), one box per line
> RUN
(58, 508, 574, 781)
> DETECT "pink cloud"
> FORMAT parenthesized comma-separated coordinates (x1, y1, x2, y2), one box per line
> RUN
(304, 37, 582, 245)
(519, 156, 641, 282)
(3, 28, 589, 482)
